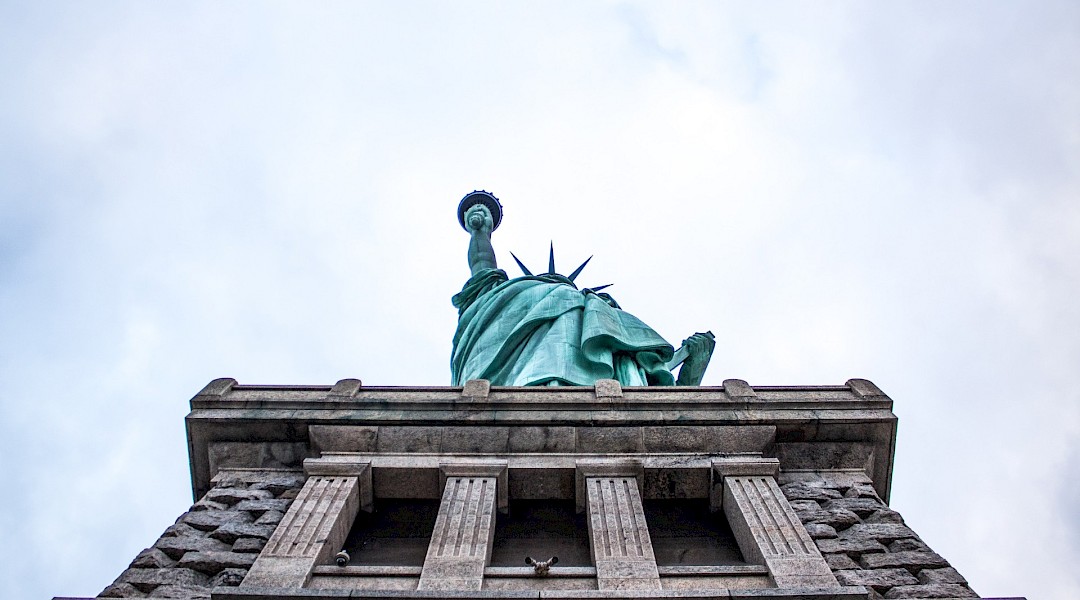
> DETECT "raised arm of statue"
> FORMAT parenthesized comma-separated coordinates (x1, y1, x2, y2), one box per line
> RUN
(464, 203, 497, 275)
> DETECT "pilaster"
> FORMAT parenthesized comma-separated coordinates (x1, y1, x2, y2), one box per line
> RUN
(715, 458, 839, 590)
(241, 458, 370, 588)
(417, 464, 504, 591)
(579, 461, 661, 591)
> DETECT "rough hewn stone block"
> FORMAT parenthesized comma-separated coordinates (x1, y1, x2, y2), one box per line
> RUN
(147, 584, 211, 598)
(207, 521, 276, 543)
(917, 567, 968, 585)
(804, 523, 838, 539)
(889, 538, 930, 553)
(160, 522, 203, 539)
(154, 536, 231, 560)
(191, 499, 229, 512)
(835, 568, 918, 590)
(231, 498, 291, 514)
(204, 488, 273, 505)
(210, 567, 248, 587)
(249, 474, 305, 495)
(231, 537, 265, 553)
(861, 551, 949, 570)
(99, 582, 147, 597)
(816, 537, 887, 556)
(865, 508, 905, 524)
(804, 506, 861, 529)
(822, 497, 885, 517)
(781, 482, 844, 501)
(254, 509, 285, 525)
(844, 484, 881, 499)
(119, 567, 210, 592)
(841, 523, 917, 543)
(181, 510, 253, 531)
(131, 548, 175, 569)
(883, 583, 977, 598)
(824, 553, 860, 570)
(177, 550, 258, 574)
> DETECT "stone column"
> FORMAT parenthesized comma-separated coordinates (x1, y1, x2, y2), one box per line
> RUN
(242, 458, 370, 589)
(417, 463, 505, 591)
(578, 461, 661, 591)
(714, 457, 839, 590)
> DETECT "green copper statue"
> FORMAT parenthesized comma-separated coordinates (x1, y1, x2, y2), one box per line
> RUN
(451, 191, 715, 387)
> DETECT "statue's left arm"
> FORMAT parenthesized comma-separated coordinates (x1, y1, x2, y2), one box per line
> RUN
(674, 331, 716, 386)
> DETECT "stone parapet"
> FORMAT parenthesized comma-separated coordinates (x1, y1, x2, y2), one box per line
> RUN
(187, 381, 897, 503)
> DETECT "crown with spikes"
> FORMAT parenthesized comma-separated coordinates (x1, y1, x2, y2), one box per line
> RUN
(510, 243, 613, 293)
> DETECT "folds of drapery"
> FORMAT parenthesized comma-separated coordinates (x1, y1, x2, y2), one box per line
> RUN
(451, 269, 676, 387)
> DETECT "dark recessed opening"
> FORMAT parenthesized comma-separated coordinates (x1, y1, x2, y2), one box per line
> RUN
(644, 499, 747, 566)
(339, 499, 440, 566)
(490, 500, 591, 567)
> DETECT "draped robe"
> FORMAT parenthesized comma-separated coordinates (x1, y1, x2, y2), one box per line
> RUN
(451, 268, 676, 387)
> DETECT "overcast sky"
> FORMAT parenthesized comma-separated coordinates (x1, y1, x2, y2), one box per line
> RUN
(2, 2, 1077, 599)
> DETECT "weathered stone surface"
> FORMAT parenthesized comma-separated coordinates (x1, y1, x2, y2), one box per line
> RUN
(99, 582, 147, 597)
(824, 553, 860, 570)
(191, 499, 229, 512)
(177, 550, 257, 574)
(131, 547, 175, 569)
(181, 510, 254, 531)
(210, 568, 248, 587)
(147, 584, 211, 598)
(823, 497, 885, 517)
(154, 535, 231, 560)
(861, 551, 950, 570)
(865, 508, 905, 524)
(212, 474, 247, 488)
(816, 537, 887, 556)
(804, 523, 838, 539)
(577, 427, 643, 453)
(917, 567, 968, 585)
(119, 567, 210, 592)
(507, 426, 576, 452)
(160, 522, 204, 538)
(254, 509, 285, 525)
(249, 474, 305, 495)
(231, 498, 291, 514)
(203, 488, 273, 505)
(883, 583, 977, 598)
(781, 482, 843, 501)
(889, 538, 930, 553)
(841, 523, 917, 542)
(835, 568, 918, 590)
(844, 484, 881, 499)
(207, 521, 276, 543)
(231, 537, 265, 553)
(808, 507, 861, 529)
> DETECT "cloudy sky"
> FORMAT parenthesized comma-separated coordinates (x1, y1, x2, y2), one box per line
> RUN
(1, 2, 1077, 598)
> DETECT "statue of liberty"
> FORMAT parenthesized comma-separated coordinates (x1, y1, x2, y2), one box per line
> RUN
(451, 191, 715, 387)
